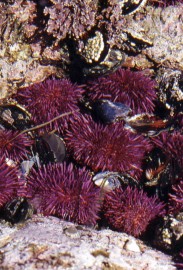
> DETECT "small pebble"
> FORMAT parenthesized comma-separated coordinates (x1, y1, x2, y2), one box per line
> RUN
(64, 226, 80, 238)
(123, 239, 141, 252)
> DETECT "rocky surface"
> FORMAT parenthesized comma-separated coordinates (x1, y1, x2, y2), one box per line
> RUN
(0, 3, 183, 100)
(123, 5, 183, 71)
(0, 216, 176, 269)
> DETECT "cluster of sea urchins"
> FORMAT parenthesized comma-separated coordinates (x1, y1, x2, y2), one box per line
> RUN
(0, 68, 182, 260)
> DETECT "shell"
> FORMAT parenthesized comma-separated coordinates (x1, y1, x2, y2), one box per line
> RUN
(124, 113, 171, 136)
(93, 171, 139, 191)
(90, 99, 131, 124)
(2, 197, 34, 224)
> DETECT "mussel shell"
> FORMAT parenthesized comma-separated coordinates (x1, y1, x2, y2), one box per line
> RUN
(20, 158, 38, 176)
(0, 103, 31, 130)
(125, 113, 171, 136)
(34, 132, 66, 165)
(157, 69, 183, 115)
(153, 215, 183, 252)
(120, 0, 147, 15)
(2, 197, 34, 224)
(91, 99, 131, 124)
(82, 48, 125, 77)
(42, 133, 66, 162)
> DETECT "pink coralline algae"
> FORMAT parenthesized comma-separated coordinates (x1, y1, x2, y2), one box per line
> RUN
(14, 79, 85, 133)
(0, 156, 19, 207)
(103, 186, 165, 237)
(86, 68, 157, 114)
(66, 115, 151, 177)
(8, 0, 37, 39)
(44, 0, 98, 41)
(27, 162, 101, 225)
(0, 129, 33, 162)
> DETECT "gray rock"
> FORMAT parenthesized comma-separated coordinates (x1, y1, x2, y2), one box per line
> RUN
(123, 5, 183, 71)
(0, 216, 176, 270)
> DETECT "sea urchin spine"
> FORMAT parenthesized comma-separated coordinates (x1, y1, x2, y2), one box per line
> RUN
(27, 162, 101, 225)
(87, 68, 156, 114)
(103, 186, 165, 237)
(14, 78, 85, 133)
(0, 129, 33, 162)
(66, 115, 151, 177)
(0, 156, 19, 207)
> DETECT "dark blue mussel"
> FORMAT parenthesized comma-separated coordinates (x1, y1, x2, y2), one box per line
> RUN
(34, 132, 66, 165)
(1, 197, 34, 224)
(88, 99, 131, 124)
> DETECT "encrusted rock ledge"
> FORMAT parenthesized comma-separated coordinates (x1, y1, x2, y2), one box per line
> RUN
(0, 216, 176, 270)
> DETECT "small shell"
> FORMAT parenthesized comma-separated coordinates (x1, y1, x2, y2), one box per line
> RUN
(123, 239, 141, 252)
(83, 48, 125, 76)
(93, 171, 122, 191)
(76, 30, 125, 76)
(93, 171, 138, 191)
(125, 113, 171, 136)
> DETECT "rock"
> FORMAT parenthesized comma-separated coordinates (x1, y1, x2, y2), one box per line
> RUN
(0, 216, 176, 270)
(123, 238, 141, 252)
(123, 5, 183, 71)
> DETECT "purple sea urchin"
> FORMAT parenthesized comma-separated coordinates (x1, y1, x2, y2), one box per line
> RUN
(66, 115, 151, 177)
(0, 129, 33, 162)
(151, 131, 183, 170)
(0, 156, 19, 207)
(87, 68, 156, 114)
(103, 186, 165, 237)
(175, 250, 183, 269)
(169, 180, 183, 214)
(27, 162, 101, 225)
(14, 79, 85, 133)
